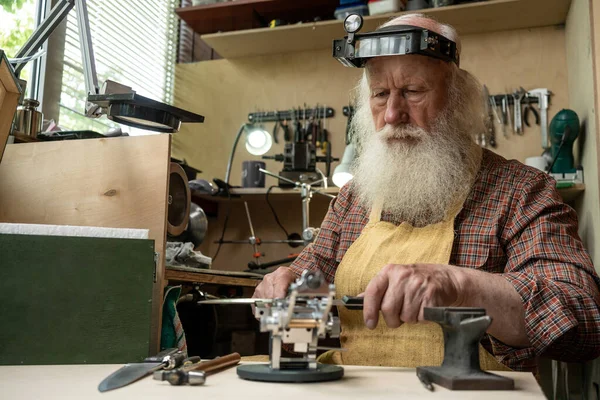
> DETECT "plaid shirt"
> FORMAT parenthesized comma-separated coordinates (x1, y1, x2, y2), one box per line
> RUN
(290, 149, 600, 371)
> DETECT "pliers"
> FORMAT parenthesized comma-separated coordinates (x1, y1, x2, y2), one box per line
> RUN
(523, 96, 540, 127)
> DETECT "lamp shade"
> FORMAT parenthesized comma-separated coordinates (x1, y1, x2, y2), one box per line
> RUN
(245, 125, 273, 156)
(332, 143, 356, 188)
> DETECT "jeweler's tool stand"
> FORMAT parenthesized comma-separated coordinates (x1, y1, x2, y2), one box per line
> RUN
(416, 307, 515, 390)
(259, 167, 335, 246)
(237, 270, 344, 383)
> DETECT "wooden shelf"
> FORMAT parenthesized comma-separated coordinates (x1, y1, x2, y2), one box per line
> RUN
(165, 267, 262, 287)
(198, 0, 571, 59)
(557, 182, 585, 203)
(175, 0, 338, 36)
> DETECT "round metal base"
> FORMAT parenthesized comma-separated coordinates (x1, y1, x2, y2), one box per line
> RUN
(237, 364, 344, 383)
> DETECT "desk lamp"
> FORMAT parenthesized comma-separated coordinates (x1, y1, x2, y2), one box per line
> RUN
(11, 0, 204, 133)
(332, 143, 355, 188)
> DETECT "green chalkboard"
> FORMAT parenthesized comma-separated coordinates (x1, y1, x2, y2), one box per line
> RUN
(0, 234, 155, 365)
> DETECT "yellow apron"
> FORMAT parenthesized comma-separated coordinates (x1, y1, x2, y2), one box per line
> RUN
(320, 199, 510, 371)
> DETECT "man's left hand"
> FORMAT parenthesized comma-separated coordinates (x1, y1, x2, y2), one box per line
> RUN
(362, 263, 466, 329)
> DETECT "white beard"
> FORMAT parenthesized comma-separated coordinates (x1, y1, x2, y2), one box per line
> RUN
(352, 113, 482, 227)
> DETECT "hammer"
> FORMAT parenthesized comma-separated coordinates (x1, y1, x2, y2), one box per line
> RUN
(153, 352, 241, 386)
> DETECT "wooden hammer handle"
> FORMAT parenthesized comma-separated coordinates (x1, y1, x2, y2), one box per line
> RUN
(192, 352, 241, 374)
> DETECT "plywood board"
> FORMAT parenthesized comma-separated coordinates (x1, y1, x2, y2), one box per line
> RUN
(0, 51, 22, 163)
(0, 134, 171, 353)
(568, 0, 600, 269)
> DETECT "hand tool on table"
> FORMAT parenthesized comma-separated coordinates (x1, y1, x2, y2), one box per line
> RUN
(527, 88, 552, 149)
(98, 348, 186, 392)
(512, 87, 526, 135)
(153, 352, 241, 386)
(416, 307, 514, 390)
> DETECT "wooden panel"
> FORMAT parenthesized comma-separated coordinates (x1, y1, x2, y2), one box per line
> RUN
(202, 0, 571, 58)
(0, 51, 22, 163)
(176, 0, 339, 35)
(165, 268, 261, 287)
(0, 135, 171, 353)
(173, 26, 569, 271)
(460, 26, 569, 162)
(0, 234, 155, 364)
(565, 0, 600, 269)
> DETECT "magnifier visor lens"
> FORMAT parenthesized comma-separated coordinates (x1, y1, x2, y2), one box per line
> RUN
(355, 35, 408, 58)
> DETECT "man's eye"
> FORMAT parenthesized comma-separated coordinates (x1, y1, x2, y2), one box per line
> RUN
(373, 91, 387, 98)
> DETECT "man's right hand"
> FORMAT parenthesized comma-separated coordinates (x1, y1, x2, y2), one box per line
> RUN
(252, 267, 297, 299)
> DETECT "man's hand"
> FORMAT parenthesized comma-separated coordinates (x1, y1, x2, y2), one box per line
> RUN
(362, 263, 466, 329)
(252, 267, 297, 299)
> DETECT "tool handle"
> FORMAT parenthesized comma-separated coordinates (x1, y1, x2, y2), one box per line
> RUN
(191, 352, 241, 374)
(342, 295, 364, 310)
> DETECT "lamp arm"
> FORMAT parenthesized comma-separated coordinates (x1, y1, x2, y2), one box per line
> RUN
(225, 124, 247, 185)
(13, 0, 75, 76)
(75, 0, 99, 98)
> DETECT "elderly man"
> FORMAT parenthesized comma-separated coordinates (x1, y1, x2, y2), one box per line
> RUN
(253, 14, 600, 372)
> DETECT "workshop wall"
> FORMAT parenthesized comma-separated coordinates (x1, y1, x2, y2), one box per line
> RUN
(567, 0, 600, 269)
(172, 25, 569, 271)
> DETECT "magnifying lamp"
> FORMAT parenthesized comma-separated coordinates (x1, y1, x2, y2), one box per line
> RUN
(11, 0, 204, 133)
(332, 143, 355, 188)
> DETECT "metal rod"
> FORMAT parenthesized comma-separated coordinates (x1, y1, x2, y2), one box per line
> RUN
(75, 0, 99, 97)
(312, 189, 336, 199)
(244, 202, 256, 239)
(259, 168, 297, 186)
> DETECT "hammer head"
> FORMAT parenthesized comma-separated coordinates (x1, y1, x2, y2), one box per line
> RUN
(153, 370, 206, 386)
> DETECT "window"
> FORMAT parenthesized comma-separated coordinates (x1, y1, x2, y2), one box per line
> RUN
(58, 0, 179, 134)
(0, 0, 39, 96)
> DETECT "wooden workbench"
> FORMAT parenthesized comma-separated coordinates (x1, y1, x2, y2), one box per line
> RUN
(165, 266, 262, 287)
(0, 363, 544, 399)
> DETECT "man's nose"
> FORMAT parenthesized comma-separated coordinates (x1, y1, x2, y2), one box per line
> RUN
(384, 92, 410, 126)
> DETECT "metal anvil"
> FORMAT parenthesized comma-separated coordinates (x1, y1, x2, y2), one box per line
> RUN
(416, 307, 515, 390)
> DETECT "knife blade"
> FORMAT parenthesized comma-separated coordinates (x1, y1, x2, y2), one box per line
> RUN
(98, 348, 184, 392)
(197, 295, 364, 310)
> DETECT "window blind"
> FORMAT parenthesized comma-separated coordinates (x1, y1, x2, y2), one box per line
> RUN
(58, 0, 179, 133)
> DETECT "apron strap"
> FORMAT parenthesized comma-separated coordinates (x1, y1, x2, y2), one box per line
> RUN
(368, 198, 383, 223)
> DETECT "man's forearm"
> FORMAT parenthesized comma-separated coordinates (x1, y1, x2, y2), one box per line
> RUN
(457, 267, 530, 348)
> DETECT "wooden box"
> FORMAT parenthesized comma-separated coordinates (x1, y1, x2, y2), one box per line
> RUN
(0, 50, 21, 163)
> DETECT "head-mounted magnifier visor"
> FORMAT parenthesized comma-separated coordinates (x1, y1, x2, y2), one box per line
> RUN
(332, 14, 459, 68)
